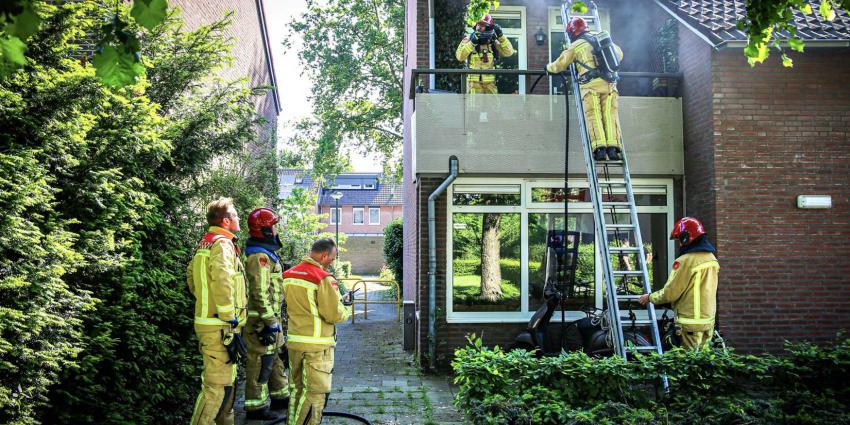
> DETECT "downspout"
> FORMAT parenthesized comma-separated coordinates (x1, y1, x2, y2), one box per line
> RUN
(428, 0, 436, 90)
(427, 155, 458, 370)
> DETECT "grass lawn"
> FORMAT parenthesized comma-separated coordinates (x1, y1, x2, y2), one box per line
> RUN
(452, 274, 520, 307)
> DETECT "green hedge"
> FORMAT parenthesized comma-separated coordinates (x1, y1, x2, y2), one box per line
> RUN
(453, 336, 850, 425)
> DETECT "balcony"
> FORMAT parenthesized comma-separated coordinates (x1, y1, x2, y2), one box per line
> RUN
(410, 69, 684, 176)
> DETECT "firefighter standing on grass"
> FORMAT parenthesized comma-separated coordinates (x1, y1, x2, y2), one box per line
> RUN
(187, 198, 248, 425)
(456, 13, 515, 94)
(639, 217, 719, 350)
(284, 238, 352, 425)
(546, 17, 624, 162)
(243, 208, 290, 420)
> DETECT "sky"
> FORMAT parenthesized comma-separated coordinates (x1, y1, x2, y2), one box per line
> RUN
(263, 0, 383, 172)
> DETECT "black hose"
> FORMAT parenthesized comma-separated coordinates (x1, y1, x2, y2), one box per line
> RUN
(263, 411, 373, 425)
(529, 73, 546, 94)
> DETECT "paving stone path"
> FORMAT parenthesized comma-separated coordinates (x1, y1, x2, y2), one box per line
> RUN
(242, 283, 465, 425)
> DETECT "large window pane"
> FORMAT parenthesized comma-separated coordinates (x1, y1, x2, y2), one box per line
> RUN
(495, 36, 520, 94)
(528, 213, 595, 311)
(604, 213, 669, 293)
(452, 213, 521, 312)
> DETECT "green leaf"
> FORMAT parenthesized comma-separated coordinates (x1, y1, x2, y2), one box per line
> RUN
(92, 45, 145, 87)
(130, 0, 168, 30)
(788, 37, 805, 52)
(819, 0, 836, 21)
(4, 1, 41, 40)
(571, 1, 588, 13)
(0, 35, 27, 75)
(781, 53, 793, 67)
(800, 3, 813, 14)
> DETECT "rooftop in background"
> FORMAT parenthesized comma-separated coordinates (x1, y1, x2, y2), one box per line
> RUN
(318, 172, 402, 206)
(277, 168, 314, 200)
(660, 0, 850, 43)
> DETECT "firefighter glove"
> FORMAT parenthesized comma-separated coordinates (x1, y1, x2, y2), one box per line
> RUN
(469, 31, 479, 45)
(223, 331, 248, 364)
(493, 23, 503, 38)
(258, 323, 280, 346)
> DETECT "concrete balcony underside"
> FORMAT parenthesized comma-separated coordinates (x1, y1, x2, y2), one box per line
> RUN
(413, 94, 683, 176)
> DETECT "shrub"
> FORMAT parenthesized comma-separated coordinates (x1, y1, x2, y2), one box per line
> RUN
(452, 336, 850, 425)
(382, 217, 403, 293)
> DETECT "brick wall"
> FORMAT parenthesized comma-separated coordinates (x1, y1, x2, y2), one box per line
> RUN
(341, 236, 387, 275)
(678, 23, 716, 237)
(169, 0, 278, 140)
(711, 48, 850, 351)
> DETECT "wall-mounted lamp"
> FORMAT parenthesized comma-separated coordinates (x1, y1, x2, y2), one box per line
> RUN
(535, 27, 546, 45)
(797, 195, 832, 209)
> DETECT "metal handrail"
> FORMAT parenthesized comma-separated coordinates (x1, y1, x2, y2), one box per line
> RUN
(408, 68, 684, 99)
(348, 279, 402, 323)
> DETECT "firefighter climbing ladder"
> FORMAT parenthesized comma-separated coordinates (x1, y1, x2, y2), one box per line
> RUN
(560, 1, 666, 364)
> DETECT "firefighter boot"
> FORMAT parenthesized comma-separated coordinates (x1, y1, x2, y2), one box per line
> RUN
(607, 146, 622, 161)
(593, 147, 608, 161)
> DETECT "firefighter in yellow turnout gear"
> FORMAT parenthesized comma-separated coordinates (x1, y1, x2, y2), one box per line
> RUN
(284, 238, 352, 425)
(456, 13, 515, 94)
(187, 198, 248, 425)
(547, 17, 625, 161)
(243, 208, 289, 420)
(640, 217, 719, 350)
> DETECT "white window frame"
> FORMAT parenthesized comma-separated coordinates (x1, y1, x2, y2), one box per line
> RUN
(329, 207, 340, 225)
(368, 207, 380, 225)
(491, 6, 527, 94)
(446, 177, 674, 323)
(353, 207, 365, 225)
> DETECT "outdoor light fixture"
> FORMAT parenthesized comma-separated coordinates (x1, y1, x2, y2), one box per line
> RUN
(797, 195, 832, 209)
(535, 27, 546, 45)
(330, 191, 344, 261)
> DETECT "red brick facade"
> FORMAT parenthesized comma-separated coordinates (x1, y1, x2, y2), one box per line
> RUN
(170, 0, 279, 139)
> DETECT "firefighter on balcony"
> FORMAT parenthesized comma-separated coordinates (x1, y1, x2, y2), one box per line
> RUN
(187, 198, 248, 425)
(284, 238, 353, 425)
(546, 17, 624, 161)
(455, 13, 515, 94)
(639, 217, 719, 350)
(243, 208, 290, 420)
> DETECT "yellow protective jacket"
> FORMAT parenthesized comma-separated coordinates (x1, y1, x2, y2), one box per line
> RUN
(650, 251, 719, 331)
(187, 226, 248, 332)
(456, 35, 515, 83)
(245, 251, 284, 328)
(546, 37, 623, 93)
(282, 257, 351, 352)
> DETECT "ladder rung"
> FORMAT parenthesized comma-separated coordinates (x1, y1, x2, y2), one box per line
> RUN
(613, 270, 644, 276)
(608, 247, 640, 253)
(627, 346, 660, 352)
(605, 224, 635, 229)
(616, 294, 643, 301)
(595, 160, 624, 166)
(619, 319, 655, 325)
(598, 181, 627, 187)
(601, 202, 632, 208)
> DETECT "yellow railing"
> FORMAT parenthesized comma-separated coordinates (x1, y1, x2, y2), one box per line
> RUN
(346, 279, 401, 323)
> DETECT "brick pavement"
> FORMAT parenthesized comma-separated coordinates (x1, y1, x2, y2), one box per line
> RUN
(241, 284, 465, 425)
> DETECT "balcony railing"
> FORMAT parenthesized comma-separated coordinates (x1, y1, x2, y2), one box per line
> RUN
(409, 68, 683, 103)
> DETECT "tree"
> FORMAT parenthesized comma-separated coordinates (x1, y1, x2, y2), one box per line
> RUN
(286, 0, 404, 178)
(479, 214, 503, 302)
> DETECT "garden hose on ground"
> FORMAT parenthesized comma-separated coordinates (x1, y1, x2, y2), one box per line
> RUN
(263, 410, 373, 425)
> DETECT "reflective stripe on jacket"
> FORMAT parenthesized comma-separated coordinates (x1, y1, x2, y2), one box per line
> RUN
(650, 251, 719, 330)
(455, 35, 515, 83)
(186, 226, 247, 331)
(245, 252, 284, 328)
(283, 257, 351, 352)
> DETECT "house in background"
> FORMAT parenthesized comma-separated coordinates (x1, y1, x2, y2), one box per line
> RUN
(310, 173, 404, 275)
(278, 168, 315, 200)
(402, 0, 850, 366)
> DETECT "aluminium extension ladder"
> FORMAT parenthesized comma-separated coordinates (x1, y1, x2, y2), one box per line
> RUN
(559, 1, 666, 366)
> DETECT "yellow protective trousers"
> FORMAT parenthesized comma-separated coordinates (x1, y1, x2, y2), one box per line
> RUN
(581, 82, 621, 150)
(467, 81, 498, 95)
(287, 347, 334, 425)
(190, 329, 237, 425)
(677, 326, 713, 351)
(244, 317, 289, 412)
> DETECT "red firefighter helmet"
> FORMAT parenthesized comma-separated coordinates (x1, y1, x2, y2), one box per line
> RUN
(567, 17, 588, 41)
(477, 13, 494, 29)
(670, 217, 706, 246)
(248, 208, 279, 238)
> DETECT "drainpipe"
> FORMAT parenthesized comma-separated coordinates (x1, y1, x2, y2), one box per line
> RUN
(428, 0, 436, 90)
(427, 155, 458, 370)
